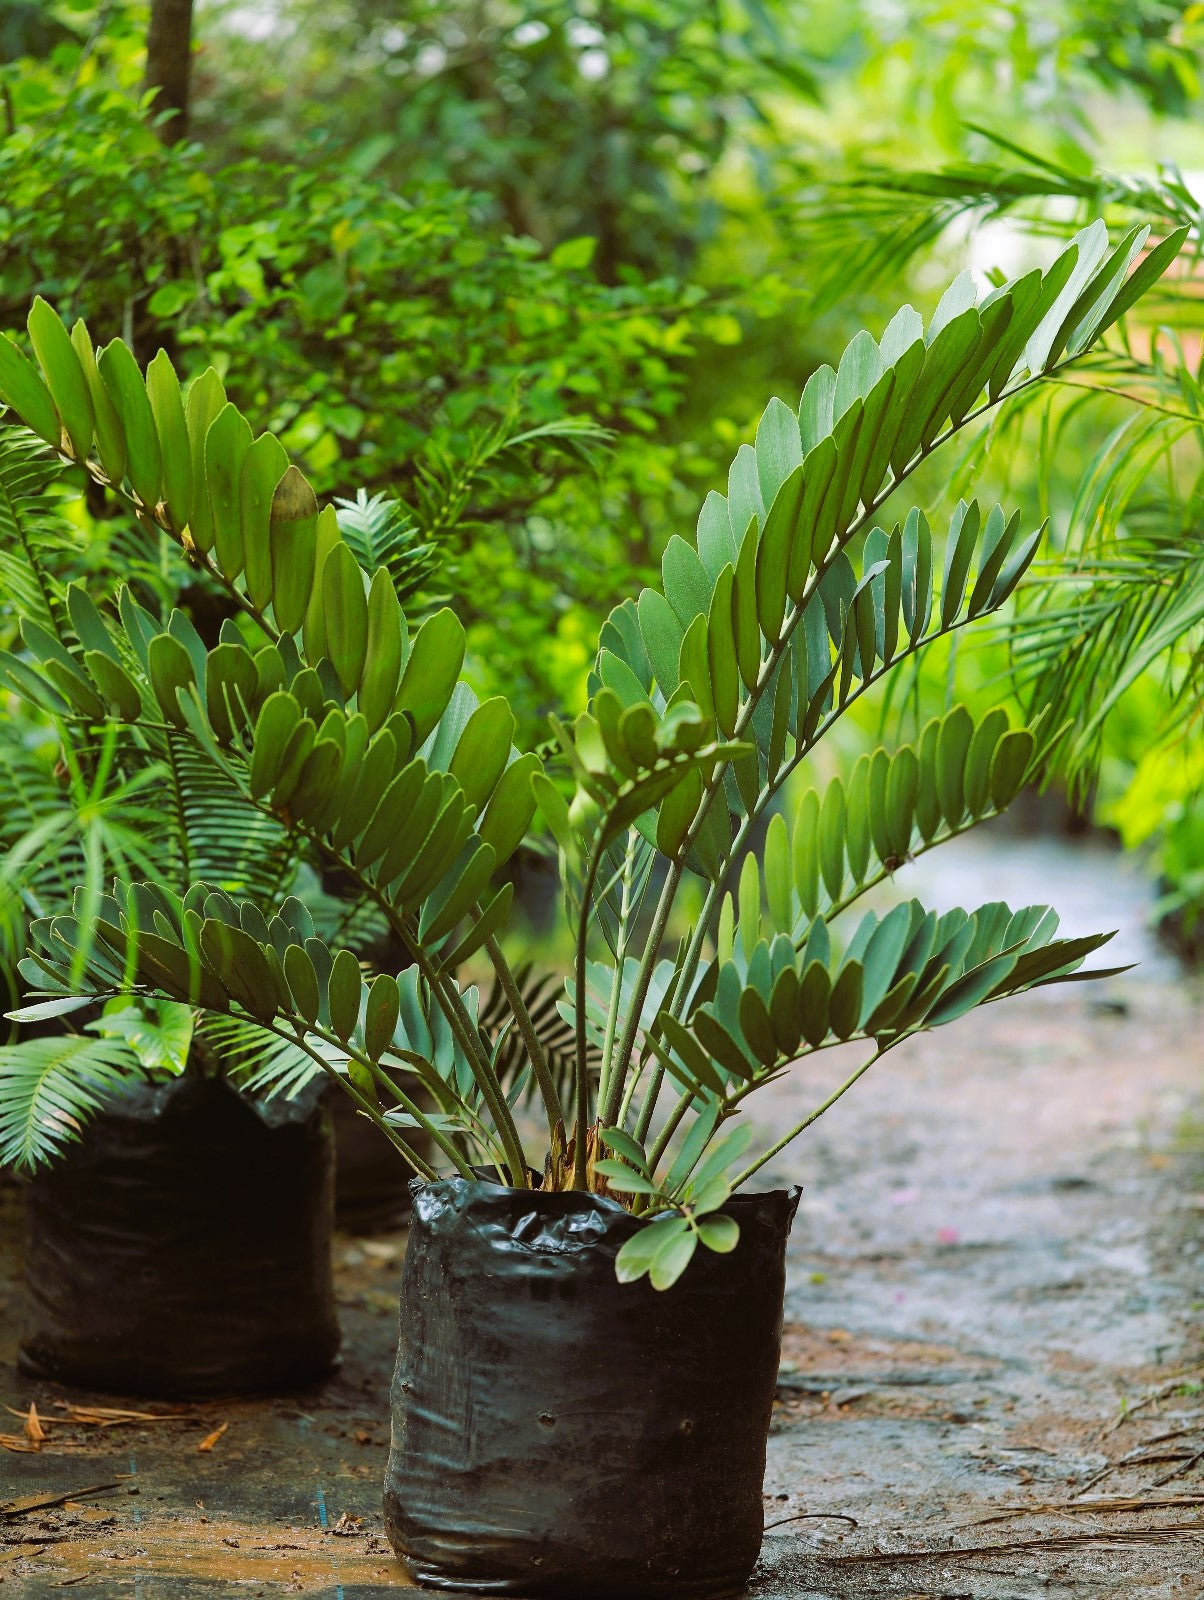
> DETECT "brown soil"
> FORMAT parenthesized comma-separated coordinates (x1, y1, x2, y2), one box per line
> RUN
(1, 974, 1200, 1598)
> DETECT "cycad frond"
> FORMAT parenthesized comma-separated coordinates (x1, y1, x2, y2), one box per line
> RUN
(335, 490, 439, 609)
(0, 426, 72, 640)
(0, 1033, 131, 1170)
(799, 131, 1201, 310)
(164, 732, 301, 904)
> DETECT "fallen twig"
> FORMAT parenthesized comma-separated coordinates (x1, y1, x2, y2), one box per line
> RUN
(54, 1402, 194, 1426)
(4, 1402, 195, 1430)
(763, 1511, 860, 1532)
(0, 1433, 90, 1454)
(1, 1482, 128, 1520)
(1101, 1370, 1204, 1437)
(966, 1493, 1204, 1526)
(1077, 1448, 1203, 1495)
(1153, 1449, 1204, 1489)
(834, 1523, 1204, 1564)
(1142, 1428, 1200, 1449)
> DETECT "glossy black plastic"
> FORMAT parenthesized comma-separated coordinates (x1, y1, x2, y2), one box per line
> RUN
(384, 1176, 799, 1598)
(20, 1072, 338, 1397)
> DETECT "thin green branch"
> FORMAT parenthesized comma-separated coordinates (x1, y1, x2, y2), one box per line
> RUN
(260, 1020, 445, 1180)
(632, 1060, 666, 1146)
(482, 931, 564, 1133)
(597, 830, 640, 1127)
(645, 1086, 698, 1172)
(730, 1046, 889, 1189)
(407, 933, 531, 1188)
(1050, 375, 1204, 426)
(573, 837, 607, 1186)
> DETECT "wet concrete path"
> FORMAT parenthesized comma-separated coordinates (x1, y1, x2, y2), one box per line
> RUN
(757, 977, 1202, 1597)
(2, 829, 1201, 1597)
(756, 823, 1203, 1596)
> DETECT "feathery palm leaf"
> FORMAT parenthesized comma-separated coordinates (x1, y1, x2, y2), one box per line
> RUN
(0, 425, 72, 641)
(798, 135, 1204, 808)
(0, 1032, 130, 1171)
(163, 731, 302, 903)
(797, 130, 1202, 312)
(412, 415, 609, 545)
(478, 963, 600, 1104)
(335, 490, 439, 610)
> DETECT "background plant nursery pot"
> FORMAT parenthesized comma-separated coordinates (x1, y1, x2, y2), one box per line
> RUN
(20, 1071, 339, 1397)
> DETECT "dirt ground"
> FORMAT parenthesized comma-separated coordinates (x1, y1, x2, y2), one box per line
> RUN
(1, 836, 1201, 1598)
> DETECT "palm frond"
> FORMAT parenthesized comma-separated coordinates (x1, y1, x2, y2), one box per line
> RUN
(0, 720, 204, 1008)
(0, 1033, 131, 1170)
(163, 732, 302, 904)
(0, 729, 84, 912)
(0, 426, 72, 641)
(412, 414, 610, 545)
(996, 379, 1204, 790)
(1015, 531, 1204, 790)
(795, 139, 1203, 801)
(478, 963, 598, 1104)
(335, 490, 439, 609)
(197, 1012, 341, 1098)
(797, 131, 1202, 311)
(298, 871, 392, 959)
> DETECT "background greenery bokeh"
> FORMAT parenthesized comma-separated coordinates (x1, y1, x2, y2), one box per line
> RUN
(2, 0, 1202, 962)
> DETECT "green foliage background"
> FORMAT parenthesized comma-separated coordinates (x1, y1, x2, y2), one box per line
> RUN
(2, 0, 1202, 947)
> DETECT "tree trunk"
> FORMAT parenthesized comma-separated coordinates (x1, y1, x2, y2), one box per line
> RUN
(144, 0, 194, 144)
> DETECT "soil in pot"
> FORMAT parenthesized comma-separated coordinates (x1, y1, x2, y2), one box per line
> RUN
(20, 1072, 339, 1397)
(384, 1178, 799, 1599)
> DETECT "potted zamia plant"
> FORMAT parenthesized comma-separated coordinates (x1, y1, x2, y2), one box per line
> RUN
(0, 448, 343, 1395)
(0, 434, 406, 1392)
(0, 219, 1179, 1593)
(0, 434, 340, 1395)
(0, 429, 458, 1390)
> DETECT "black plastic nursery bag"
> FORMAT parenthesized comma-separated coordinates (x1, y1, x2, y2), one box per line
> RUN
(20, 1072, 339, 1397)
(384, 1177, 799, 1598)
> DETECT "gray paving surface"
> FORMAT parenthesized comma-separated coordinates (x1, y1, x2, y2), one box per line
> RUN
(2, 829, 1201, 1597)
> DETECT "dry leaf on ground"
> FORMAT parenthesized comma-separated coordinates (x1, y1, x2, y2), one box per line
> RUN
(24, 1403, 46, 1444)
(56, 1402, 194, 1426)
